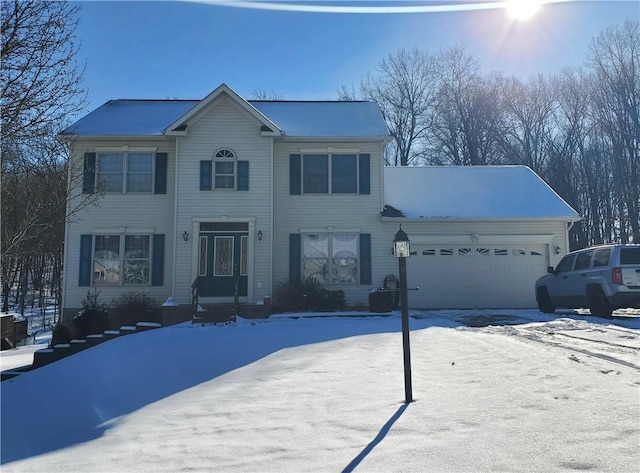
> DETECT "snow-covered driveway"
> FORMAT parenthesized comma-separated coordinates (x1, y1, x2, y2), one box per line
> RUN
(1, 309, 638, 472)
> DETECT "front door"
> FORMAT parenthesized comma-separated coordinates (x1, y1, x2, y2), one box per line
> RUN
(198, 232, 248, 298)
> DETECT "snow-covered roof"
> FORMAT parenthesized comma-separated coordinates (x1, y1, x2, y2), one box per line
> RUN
(249, 101, 389, 138)
(62, 100, 198, 136)
(61, 93, 389, 138)
(384, 166, 581, 220)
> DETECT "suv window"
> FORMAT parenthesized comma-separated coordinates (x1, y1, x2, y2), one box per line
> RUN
(620, 248, 640, 265)
(575, 251, 593, 270)
(593, 248, 611, 267)
(555, 254, 576, 273)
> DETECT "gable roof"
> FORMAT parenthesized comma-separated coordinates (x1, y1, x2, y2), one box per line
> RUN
(61, 100, 198, 136)
(383, 166, 581, 221)
(249, 101, 389, 138)
(163, 83, 281, 136)
(60, 84, 389, 139)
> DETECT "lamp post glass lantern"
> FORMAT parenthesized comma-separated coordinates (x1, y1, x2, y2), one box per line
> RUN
(393, 225, 413, 404)
(393, 227, 410, 258)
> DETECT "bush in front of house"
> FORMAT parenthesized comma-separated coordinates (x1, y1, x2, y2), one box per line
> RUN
(50, 321, 72, 347)
(272, 278, 346, 313)
(110, 292, 159, 328)
(73, 288, 110, 338)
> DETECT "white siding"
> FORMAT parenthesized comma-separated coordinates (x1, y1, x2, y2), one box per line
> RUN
(173, 95, 273, 303)
(273, 140, 386, 305)
(63, 139, 176, 315)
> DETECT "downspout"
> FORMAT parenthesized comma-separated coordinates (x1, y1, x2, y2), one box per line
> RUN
(269, 137, 274, 298)
(379, 140, 385, 213)
(171, 137, 180, 299)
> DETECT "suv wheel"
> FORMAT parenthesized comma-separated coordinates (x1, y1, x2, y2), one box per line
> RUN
(536, 287, 555, 314)
(587, 286, 614, 318)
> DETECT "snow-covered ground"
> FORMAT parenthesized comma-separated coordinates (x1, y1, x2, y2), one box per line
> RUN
(1, 309, 639, 472)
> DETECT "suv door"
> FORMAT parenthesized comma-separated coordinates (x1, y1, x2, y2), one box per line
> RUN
(547, 253, 576, 306)
(568, 250, 594, 306)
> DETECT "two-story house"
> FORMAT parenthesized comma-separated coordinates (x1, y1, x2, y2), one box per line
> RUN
(59, 83, 580, 320)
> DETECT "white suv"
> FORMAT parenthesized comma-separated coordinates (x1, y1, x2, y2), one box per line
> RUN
(535, 244, 640, 317)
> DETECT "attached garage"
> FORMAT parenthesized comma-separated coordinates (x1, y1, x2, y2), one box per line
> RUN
(407, 243, 549, 308)
(382, 166, 582, 309)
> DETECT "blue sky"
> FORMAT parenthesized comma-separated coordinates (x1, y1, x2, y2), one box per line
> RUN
(73, 1, 639, 114)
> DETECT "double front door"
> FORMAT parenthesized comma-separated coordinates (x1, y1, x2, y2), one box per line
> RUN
(197, 225, 248, 298)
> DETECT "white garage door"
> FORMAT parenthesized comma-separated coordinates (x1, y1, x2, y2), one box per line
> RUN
(406, 244, 548, 309)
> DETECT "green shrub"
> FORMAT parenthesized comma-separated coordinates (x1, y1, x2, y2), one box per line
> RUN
(110, 292, 159, 328)
(272, 278, 345, 313)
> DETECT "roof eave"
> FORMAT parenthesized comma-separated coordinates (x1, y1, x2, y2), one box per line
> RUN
(279, 134, 390, 142)
(56, 133, 175, 142)
(381, 216, 583, 223)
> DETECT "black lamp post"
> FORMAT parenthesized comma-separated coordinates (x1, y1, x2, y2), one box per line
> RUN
(393, 225, 413, 404)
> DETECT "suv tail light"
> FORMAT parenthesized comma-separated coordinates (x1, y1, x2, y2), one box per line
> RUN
(611, 267, 623, 285)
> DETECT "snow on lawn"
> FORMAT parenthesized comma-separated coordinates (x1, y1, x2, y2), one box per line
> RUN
(1, 310, 639, 472)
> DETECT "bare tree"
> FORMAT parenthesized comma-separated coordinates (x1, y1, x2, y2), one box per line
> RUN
(251, 88, 283, 100)
(1, 0, 86, 149)
(587, 20, 640, 243)
(1, 0, 88, 317)
(497, 74, 557, 171)
(430, 46, 502, 165)
(360, 48, 438, 166)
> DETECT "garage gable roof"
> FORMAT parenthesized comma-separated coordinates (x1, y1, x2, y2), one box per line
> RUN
(384, 166, 581, 220)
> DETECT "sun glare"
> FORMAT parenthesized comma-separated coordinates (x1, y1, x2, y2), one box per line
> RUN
(505, 0, 542, 21)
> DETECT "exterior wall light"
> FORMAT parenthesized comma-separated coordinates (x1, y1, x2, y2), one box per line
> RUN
(183, 231, 189, 242)
(257, 230, 263, 241)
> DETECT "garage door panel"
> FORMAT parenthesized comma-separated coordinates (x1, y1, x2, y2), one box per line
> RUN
(407, 244, 547, 309)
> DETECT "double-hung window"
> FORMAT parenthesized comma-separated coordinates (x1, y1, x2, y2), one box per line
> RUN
(93, 234, 150, 285)
(200, 149, 249, 191)
(302, 154, 357, 194)
(290, 153, 369, 195)
(302, 233, 359, 284)
(214, 149, 236, 189)
(96, 152, 153, 193)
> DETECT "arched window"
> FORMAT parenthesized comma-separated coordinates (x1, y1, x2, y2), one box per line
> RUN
(214, 148, 236, 189)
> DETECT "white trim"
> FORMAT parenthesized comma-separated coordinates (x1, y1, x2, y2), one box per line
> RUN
(409, 234, 555, 245)
(194, 217, 257, 223)
(299, 227, 362, 234)
(381, 216, 582, 223)
(172, 138, 180, 299)
(189, 218, 256, 302)
(91, 228, 155, 234)
(299, 147, 360, 154)
(94, 146, 158, 152)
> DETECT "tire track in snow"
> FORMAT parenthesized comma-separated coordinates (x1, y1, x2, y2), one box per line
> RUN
(511, 326, 640, 371)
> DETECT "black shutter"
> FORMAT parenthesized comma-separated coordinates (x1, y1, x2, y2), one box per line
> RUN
(237, 160, 249, 191)
(289, 154, 301, 195)
(82, 153, 96, 194)
(79, 234, 93, 286)
(200, 161, 212, 190)
(151, 234, 165, 286)
(359, 154, 370, 195)
(154, 153, 167, 194)
(359, 233, 372, 285)
(289, 234, 301, 282)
